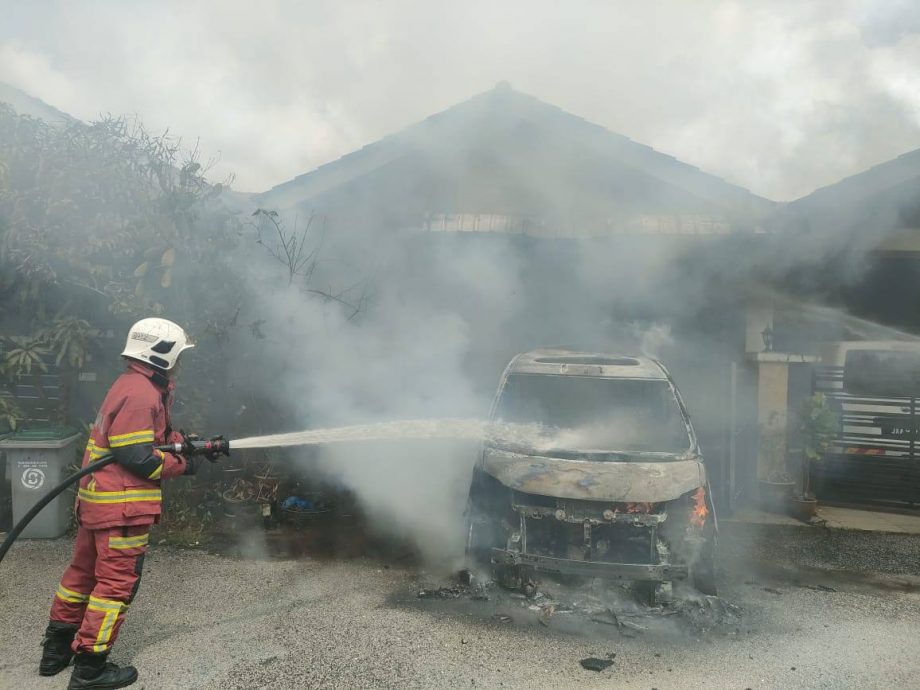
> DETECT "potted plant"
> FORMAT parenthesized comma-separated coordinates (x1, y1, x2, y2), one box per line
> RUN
(758, 417, 795, 512)
(789, 393, 838, 520)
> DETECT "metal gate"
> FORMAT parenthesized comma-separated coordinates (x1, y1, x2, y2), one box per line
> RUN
(812, 365, 920, 507)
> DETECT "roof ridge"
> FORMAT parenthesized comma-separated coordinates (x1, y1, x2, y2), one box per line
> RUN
(258, 84, 772, 210)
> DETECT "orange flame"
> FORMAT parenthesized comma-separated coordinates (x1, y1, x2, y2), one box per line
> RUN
(690, 487, 709, 527)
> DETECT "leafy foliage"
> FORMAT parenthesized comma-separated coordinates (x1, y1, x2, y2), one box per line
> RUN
(797, 392, 839, 497)
(0, 104, 240, 323)
(2, 340, 49, 377)
(38, 316, 94, 368)
(0, 103, 250, 429)
(0, 396, 22, 430)
(799, 393, 839, 463)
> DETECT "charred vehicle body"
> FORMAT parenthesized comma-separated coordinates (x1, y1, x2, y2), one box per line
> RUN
(465, 349, 717, 601)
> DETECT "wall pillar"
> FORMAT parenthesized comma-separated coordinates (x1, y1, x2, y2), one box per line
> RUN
(755, 358, 789, 480)
(748, 352, 819, 480)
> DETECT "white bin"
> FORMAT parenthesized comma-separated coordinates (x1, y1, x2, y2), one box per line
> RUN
(1, 430, 81, 538)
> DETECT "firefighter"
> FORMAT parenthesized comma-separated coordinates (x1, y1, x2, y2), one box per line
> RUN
(39, 318, 198, 689)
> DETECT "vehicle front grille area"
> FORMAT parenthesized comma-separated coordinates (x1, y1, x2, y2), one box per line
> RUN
(523, 517, 657, 563)
(511, 491, 664, 564)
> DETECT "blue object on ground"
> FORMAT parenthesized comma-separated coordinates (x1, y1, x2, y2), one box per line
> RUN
(282, 496, 314, 511)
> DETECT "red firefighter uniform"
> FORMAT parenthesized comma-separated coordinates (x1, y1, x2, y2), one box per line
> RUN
(49, 360, 191, 654)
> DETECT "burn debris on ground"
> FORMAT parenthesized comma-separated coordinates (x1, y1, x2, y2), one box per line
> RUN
(413, 572, 743, 638)
(537, 603, 557, 626)
(417, 577, 491, 601)
(417, 585, 467, 599)
(589, 608, 650, 636)
(580, 657, 614, 672)
(670, 596, 742, 634)
(548, 584, 742, 636)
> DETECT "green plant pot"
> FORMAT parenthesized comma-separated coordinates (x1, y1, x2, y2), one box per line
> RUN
(759, 479, 795, 513)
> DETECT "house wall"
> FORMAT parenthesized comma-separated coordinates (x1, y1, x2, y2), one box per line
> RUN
(755, 360, 790, 481)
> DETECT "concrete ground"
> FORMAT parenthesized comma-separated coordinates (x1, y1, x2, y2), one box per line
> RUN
(816, 505, 920, 533)
(1, 522, 919, 690)
(729, 505, 920, 534)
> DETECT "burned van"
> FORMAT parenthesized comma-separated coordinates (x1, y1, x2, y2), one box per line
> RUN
(465, 349, 717, 602)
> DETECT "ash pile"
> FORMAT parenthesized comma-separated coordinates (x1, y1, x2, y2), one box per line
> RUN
(415, 570, 742, 638)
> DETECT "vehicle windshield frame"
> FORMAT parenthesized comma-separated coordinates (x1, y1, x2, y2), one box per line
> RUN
(489, 372, 698, 461)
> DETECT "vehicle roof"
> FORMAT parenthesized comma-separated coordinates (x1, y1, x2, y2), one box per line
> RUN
(820, 340, 920, 365)
(506, 349, 669, 380)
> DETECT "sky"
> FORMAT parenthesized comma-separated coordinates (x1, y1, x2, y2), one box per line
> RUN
(2, 0, 920, 201)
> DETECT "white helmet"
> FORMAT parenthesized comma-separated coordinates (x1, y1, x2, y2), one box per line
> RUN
(121, 318, 194, 371)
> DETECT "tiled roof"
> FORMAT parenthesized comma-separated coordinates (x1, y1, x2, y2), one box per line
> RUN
(256, 84, 773, 226)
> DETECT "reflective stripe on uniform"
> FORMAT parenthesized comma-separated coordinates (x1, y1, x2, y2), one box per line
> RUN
(55, 584, 90, 604)
(108, 429, 155, 448)
(77, 488, 162, 504)
(86, 439, 110, 461)
(87, 595, 127, 613)
(87, 596, 128, 653)
(108, 533, 149, 550)
(148, 449, 165, 479)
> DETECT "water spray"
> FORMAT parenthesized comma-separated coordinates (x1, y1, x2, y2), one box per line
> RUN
(229, 419, 502, 449)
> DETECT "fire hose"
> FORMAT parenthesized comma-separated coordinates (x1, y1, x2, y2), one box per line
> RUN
(0, 437, 230, 566)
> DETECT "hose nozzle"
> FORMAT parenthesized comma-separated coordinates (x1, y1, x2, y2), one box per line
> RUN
(189, 437, 231, 458)
(157, 435, 230, 459)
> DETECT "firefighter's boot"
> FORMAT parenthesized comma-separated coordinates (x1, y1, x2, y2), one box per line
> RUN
(39, 621, 78, 676)
(67, 653, 138, 689)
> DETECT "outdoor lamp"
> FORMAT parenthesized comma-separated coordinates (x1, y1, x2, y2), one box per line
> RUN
(761, 325, 774, 352)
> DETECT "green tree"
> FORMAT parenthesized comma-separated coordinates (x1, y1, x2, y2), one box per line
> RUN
(0, 104, 246, 428)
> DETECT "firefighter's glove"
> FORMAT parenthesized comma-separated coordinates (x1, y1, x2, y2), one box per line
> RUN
(182, 454, 197, 476)
(179, 429, 200, 455)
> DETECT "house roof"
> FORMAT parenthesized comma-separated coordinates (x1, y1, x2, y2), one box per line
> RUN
(779, 148, 920, 237)
(786, 148, 920, 219)
(0, 82, 74, 125)
(256, 84, 774, 231)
